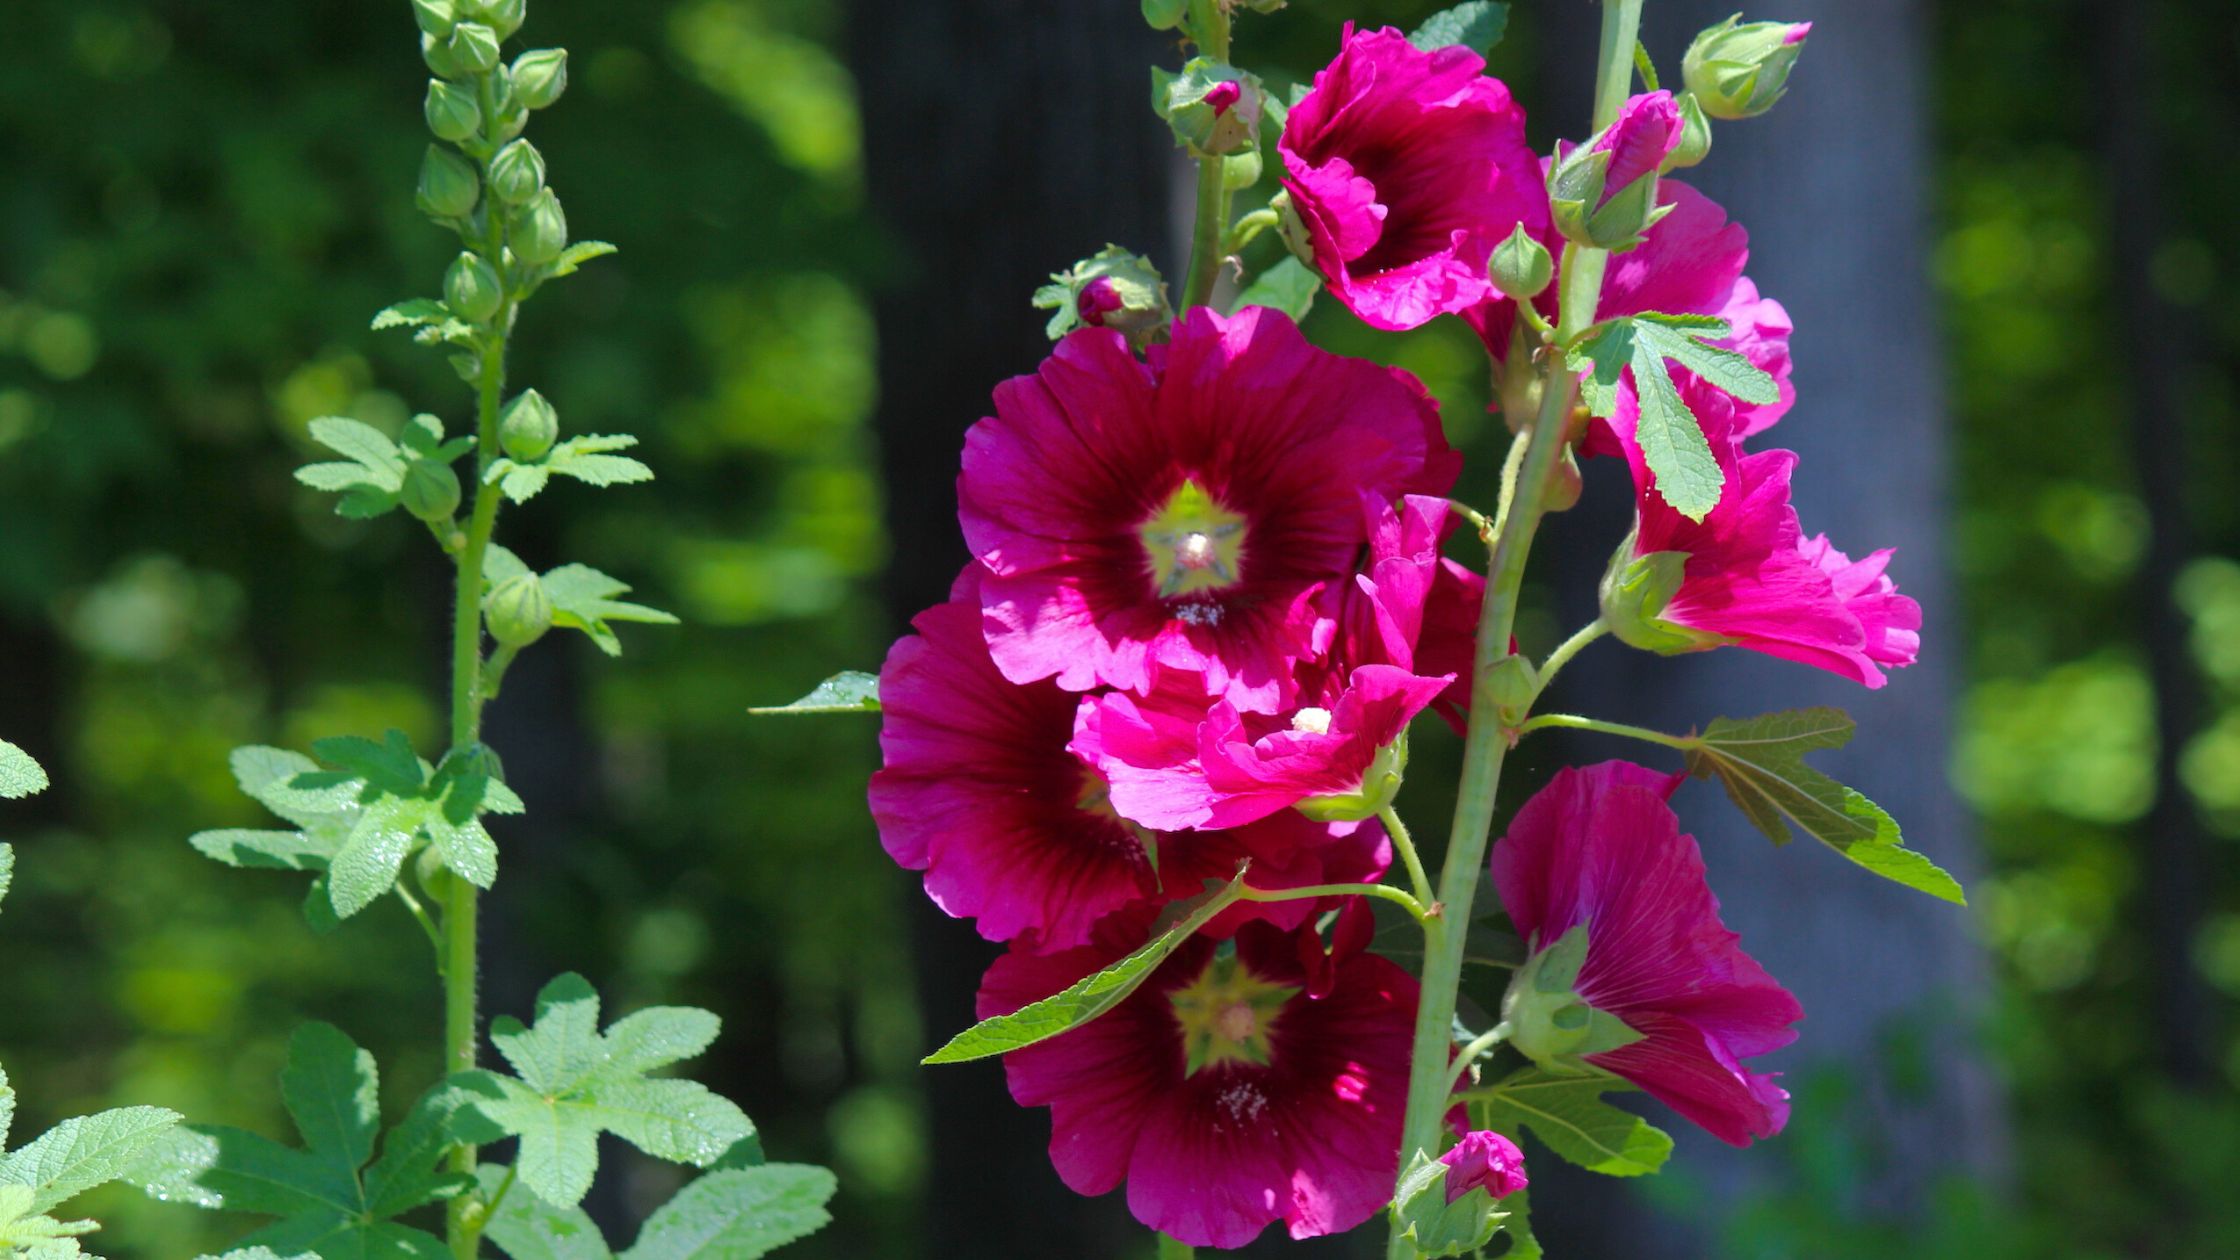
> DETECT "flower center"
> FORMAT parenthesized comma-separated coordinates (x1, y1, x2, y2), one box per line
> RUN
(1169, 953, 1299, 1076)
(1289, 707, 1333, 735)
(1139, 479, 1248, 602)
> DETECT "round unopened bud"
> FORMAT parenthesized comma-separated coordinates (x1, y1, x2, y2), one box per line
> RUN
(511, 48, 569, 111)
(1488, 223, 1553, 301)
(444, 251, 504, 322)
(445, 21, 501, 75)
(1683, 16, 1811, 121)
(1160, 58, 1264, 157)
(1141, 0, 1186, 29)
(488, 139, 546, 206)
(1221, 147, 1262, 192)
(423, 32, 470, 79)
(1663, 93, 1714, 172)
(424, 79, 483, 143)
(485, 574, 554, 649)
(508, 189, 568, 265)
(417, 144, 480, 218)
(412, 0, 457, 39)
(1545, 446, 1584, 513)
(471, 0, 527, 39)
(402, 459, 463, 523)
(499, 389, 559, 462)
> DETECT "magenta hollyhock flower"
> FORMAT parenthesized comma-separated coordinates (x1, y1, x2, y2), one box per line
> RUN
(1491, 762, 1803, 1146)
(961, 306, 1458, 713)
(1279, 25, 1546, 331)
(870, 580, 1391, 952)
(1317, 493, 1481, 731)
(1440, 1130, 1529, 1202)
(1591, 90, 1684, 205)
(982, 912, 1417, 1247)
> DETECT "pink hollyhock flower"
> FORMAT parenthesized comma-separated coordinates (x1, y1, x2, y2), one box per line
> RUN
(871, 579, 1391, 952)
(1440, 1130, 1528, 1202)
(1589, 90, 1684, 207)
(982, 911, 1417, 1247)
(962, 305, 1457, 713)
(1279, 25, 1546, 331)
(1317, 493, 1482, 731)
(1491, 762, 1803, 1146)
(1602, 385, 1921, 687)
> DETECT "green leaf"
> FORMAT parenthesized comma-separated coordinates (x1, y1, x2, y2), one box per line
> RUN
(297, 418, 407, 519)
(0, 1105, 183, 1214)
(618, 1166, 836, 1260)
(370, 300, 449, 331)
(539, 565, 678, 657)
(923, 870, 1250, 1064)
(546, 242, 619, 280)
(279, 1024, 379, 1173)
(0, 845, 14, 915)
(461, 975, 753, 1210)
(478, 1167, 611, 1260)
(1491, 1187, 1542, 1260)
(1683, 708, 1966, 903)
(1233, 257, 1320, 323)
(1631, 317, 1780, 407)
(188, 830, 336, 872)
(1409, 1, 1510, 55)
(747, 673, 879, 715)
(488, 436, 653, 505)
(1626, 336, 1724, 521)
(1471, 1069, 1671, 1177)
(0, 741, 47, 799)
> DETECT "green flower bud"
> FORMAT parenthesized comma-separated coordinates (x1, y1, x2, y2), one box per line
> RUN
(1221, 147, 1262, 192)
(1159, 58, 1264, 158)
(1545, 445, 1584, 513)
(485, 574, 554, 649)
(1664, 92, 1714, 172)
(1141, 0, 1186, 29)
(1296, 730, 1407, 823)
(1391, 1151, 1500, 1259)
(444, 251, 504, 322)
(1030, 245, 1174, 349)
(1480, 654, 1539, 728)
(1488, 222, 1553, 301)
(1545, 143, 1610, 249)
(424, 79, 483, 143)
(499, 389, 559, 462)
(1683, 15, 1811, 121)
(1598, 532, 1728, 654)
(412, 0, 457, 39)
(445, 21, 501, 75)
(422, 32, 470, 79)
(416, 144, 480, 218)
(401, 458, 463, 523)
(508, 188, 568, 265)
(488, 139, 546, 206)
(511, 48, 568, 111)
(470, 0, 527, 40)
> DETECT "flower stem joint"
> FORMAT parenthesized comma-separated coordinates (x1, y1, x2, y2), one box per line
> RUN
(1683, 15, 1812, 121)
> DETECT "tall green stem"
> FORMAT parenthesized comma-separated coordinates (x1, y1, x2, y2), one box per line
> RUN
(1178, 0, 1234, 313)
(1385, 3, 1643, 1255)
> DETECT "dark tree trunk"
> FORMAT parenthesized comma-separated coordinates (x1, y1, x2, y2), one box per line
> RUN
(1528, 1, 2007, 1252)
(847, 5, 1177, 1256)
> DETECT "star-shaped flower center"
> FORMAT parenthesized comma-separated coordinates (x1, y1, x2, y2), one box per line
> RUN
(1139, 479, 1249, 602)
(1169, 952, 1300, 1075)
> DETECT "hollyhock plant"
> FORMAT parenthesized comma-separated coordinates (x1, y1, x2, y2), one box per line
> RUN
(1278, 24, 1546, 330)
(871, 578, 1391, 951)
(1491, 762, 1804, 1146)
(981, 912, 1417, 1247)
(961, 305, 1457, 714)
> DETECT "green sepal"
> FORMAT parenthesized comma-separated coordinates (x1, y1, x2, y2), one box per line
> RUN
(1390, 1149, 1504, 1257)
(1233, 256, 1320, 323)
(485, 434, 653, 504)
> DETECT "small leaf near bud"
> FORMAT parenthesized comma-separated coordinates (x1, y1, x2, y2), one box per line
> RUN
(508, 189, 568, 265)
(488, 139, 546, 207)
(412, 0, 457, 40)
(402, 459, 463, 523)
(417, 144, 480, 219)
(425, 79, 483, 143)
(1683, 16, 1810, 121)
(1141, 0, 1186, 29)
(444, 251, 505, 323)
(445, 22, 502, 75)
(1664, 93, 1713, 172)
(1488, 223, 1553, 301)
(485, 574, 555, 649)
(511, 48, 568, 111)
(499, 389, 559, 462)
(1159, 58, 1264, 158)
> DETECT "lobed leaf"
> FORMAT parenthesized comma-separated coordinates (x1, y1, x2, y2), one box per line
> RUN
(0, 845, 12, 915)
(923, 870, 1250, 1064)
(748, 673, 879, 715)
(546, 242, 619, 281)
(540, 565, 678, 657)
(477, 1167, 611, 1260)
(371, 299, 448, 331)
(1233, 257, 1320, 323)
(1626, 339, 1724, 521)
(617, 1166, 836, 1260)
(279, 1024, 379, 1172)
(1409, 2, 1510, 56)
(0, 1106, 183, 1214)
(1471, 1069, 1670, 1177)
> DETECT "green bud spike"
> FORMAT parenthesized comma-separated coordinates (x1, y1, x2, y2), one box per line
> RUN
(424, 79, 483, 143)
(445, 21, 501, 75)
(1683, 14, 1812, 121)
(511, 48, 568, 110)
(499, 389, 559, 462)
(423, 32, 470, 80)
(508, 188, 568, 264)
(416, 144, 480, 218)
(473, 0, 527, 40)
(1664, 92, 1714, 172)
(444, 251, 504, 322)
(411, 0, 457, 40)
(485, 574, 555, 649)
(488, 139, 546, 206)
(1488, 222, 1553, 301)
(402, 459, 464, 523)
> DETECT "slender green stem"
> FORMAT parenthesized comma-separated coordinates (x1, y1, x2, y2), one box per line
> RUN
(1237, 880, 1428, 923)
(1379, 806, 1435, 909)
(395, 883, 445, 965)
(1227, 207, 1279, 254)
(1387, 4, 1642, 1255)
(1512, 712, 1690, 749)
(1534, 620, 1609, 700)
(1445, 1022, 1512, 1093)
(1489, 430, 1528, 540)
(1156, 1233, 1195, 1260)
(1178, 0, 1234, 313)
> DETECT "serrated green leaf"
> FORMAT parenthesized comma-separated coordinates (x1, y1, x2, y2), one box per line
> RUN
(493, 975, 605, 1097)
(310, 732, 425, 797)
(1472, 1070, 1670, 1177)
(546, 242, 618, 280)
(231, 747, 355, 826)
(477, 1167, 611, 1260)
(546, 436, 653, 491)
(539, 565, 677, 657)
(0, 1107, 183, 1214)
(0, 741, 48, 799)
(1233, 257, 1320, 323)
(924, 871, 1250, 1064)
(1683, 709, 1966, 903)
(362, 1083, 493, 1220)
(580, 1080, 751, 1170)
(298, 419, 407, 518)
(1633, 318, 1779, 406)
(747, 673, 879, 715)
(602, 1009, 722, 1076)
(326, 797, 427, 919)
(1627, 337, 1724, 521)
(617, 1166, 835, 1260)
(189, 830, 336, 872)
(370, 300, 449, 332)
(1565, 320, 1634, 419)
(0, 845, 14, 915)
(279, 1025, 378, 1171)
(1409, 2, 1510, 55)
(1492, 1187, 1542, 1260)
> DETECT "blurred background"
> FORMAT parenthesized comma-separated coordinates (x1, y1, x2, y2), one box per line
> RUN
(0, 0, 2233, 1256)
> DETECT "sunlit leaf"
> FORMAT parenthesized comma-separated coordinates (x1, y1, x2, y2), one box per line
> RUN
(748, 673, 879, 715)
